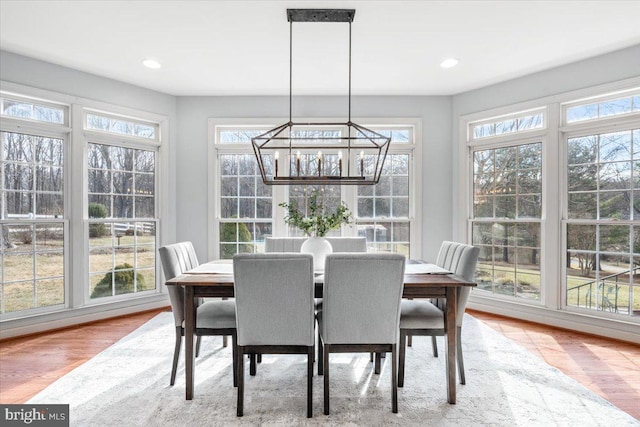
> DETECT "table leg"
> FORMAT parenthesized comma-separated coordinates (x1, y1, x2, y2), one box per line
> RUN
(445, 287, 457, 404)
(185, 285, 195, 400)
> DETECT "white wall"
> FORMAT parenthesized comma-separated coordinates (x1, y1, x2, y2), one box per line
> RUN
(0, 51, 177, 118)
(176, 95, 452, 262)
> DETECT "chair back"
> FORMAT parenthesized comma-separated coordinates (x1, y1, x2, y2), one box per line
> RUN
(159, 241, 200, 327)
(265, 237, 367, 253)
(434, 241, 480, 325)
(322, 253, 406, 345)
(233, 253, 315, 346)
(326, 237, 367, 252)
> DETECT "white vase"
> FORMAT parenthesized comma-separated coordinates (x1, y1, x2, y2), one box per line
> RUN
(300, 237, 333, 272)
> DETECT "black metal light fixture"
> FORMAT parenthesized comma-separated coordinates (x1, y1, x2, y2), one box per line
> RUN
(252, 9, 390, 185)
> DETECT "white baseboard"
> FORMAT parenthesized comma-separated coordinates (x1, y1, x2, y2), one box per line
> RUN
(468, 295, 640, 344)
(1, 297, 170, 340)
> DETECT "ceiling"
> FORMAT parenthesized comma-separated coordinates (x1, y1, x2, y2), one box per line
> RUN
(1, 1, 639, 96)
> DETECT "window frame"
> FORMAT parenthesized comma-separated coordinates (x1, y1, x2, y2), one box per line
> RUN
(208, 118, 422, 260)
(465, 116, 548, 306)
(1, 93, 71, 320)
(0, 80, 169, 331)
(82, 111, 162, 306)
(560, 107, 640, 320)
(459, 76, 640, 331)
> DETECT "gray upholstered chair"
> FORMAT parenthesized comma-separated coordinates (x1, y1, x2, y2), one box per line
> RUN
(398, 241, 480, 387)
(265, 235, 367, 311)
(233, 253, 315, 418)
(158, 242, 237, 387)
(264, 236, 367, 253)
(317, 253, 406, 414)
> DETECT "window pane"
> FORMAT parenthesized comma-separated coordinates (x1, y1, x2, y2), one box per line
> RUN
(600, 131, 631, 162)
(471, 110, 544, 140)
(566, 94, 639, 123)
(568, 165, 597, 191)
(567, 104, 598, 122)
(1, 97, 65, 124)
(568, 192, 597, 219)
(86, 113, 156, 140)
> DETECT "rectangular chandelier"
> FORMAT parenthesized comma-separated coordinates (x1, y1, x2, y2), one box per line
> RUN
(252, 9, 391, 185)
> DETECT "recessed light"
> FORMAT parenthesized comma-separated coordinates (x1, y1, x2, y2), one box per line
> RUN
(440, 58, 459, 68)
(142, 59, 162, 69)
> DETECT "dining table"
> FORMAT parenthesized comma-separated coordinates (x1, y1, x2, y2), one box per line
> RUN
(165, 260, 476, 404)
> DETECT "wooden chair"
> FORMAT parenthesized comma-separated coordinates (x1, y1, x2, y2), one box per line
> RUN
(317, 253, 406, 414)
(158, 242, 237, 386)
(233, 253, 315, 418)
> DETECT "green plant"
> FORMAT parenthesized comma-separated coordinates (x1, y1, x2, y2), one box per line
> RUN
(279, 190, 352, 237)
(88, 202, 109, 238)
(91, 263, 146, 298)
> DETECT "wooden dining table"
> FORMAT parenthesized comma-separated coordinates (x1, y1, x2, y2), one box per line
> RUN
(165, 262, 476, 404)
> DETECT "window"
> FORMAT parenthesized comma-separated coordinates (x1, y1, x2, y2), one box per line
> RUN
(470, 143, 542, 300)
(212, 120, 419, 259)
(1, 85, 166, 329)
(86, 141, 157, 300)
(563, 94, 640, 317)
(565, 90, 640, 123)
(1, 95, 68, 316)
(86, 111, 158, 141)
(470, 109, 544, 140)
(462, 83, 640, 323)
(357, 153, 411, 255)
(219, 153, 272, 258)
(1, 95, 66, 125)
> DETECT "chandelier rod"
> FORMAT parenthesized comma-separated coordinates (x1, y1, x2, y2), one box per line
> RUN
(289, 19, 293, 123)
(348, 19, 352, 124)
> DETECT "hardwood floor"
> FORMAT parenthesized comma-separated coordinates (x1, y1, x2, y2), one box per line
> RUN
(0, 308, 169, 404)
(468, 310, 640, 420)
(1, 308, 638, 421)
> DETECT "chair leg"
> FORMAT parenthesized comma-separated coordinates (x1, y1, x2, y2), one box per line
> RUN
(374, 352, 381, 374)
(398, 330, 406, 388)
(457, 326, 465, 385)
(317, 336, 324, 376)
(223, 335, 228, 348)
(170, 327, 182, 386)
(391, 344, 398, 413)
(307, 346, 313, 418)
(431, 335, 438, 358)
(407, 336, 412, 347)
(250, 353, 257, 376)
(232, 333, 238, 387)
(257, 353, 262, 363)
(370, 352, 374, 362)
(237, 347, 244, 417)
(323, 344, 330, 415)
(195, 335, 202, 358)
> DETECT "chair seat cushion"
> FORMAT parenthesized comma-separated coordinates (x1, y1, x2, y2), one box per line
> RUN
(182, 300, 236, 330)
(399, 300, 444, 330)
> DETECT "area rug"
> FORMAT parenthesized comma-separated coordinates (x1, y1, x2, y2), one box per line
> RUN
(28, 312, 639, 426)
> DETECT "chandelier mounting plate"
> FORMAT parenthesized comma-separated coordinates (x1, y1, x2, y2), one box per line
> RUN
(287, 9, 355, 23)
